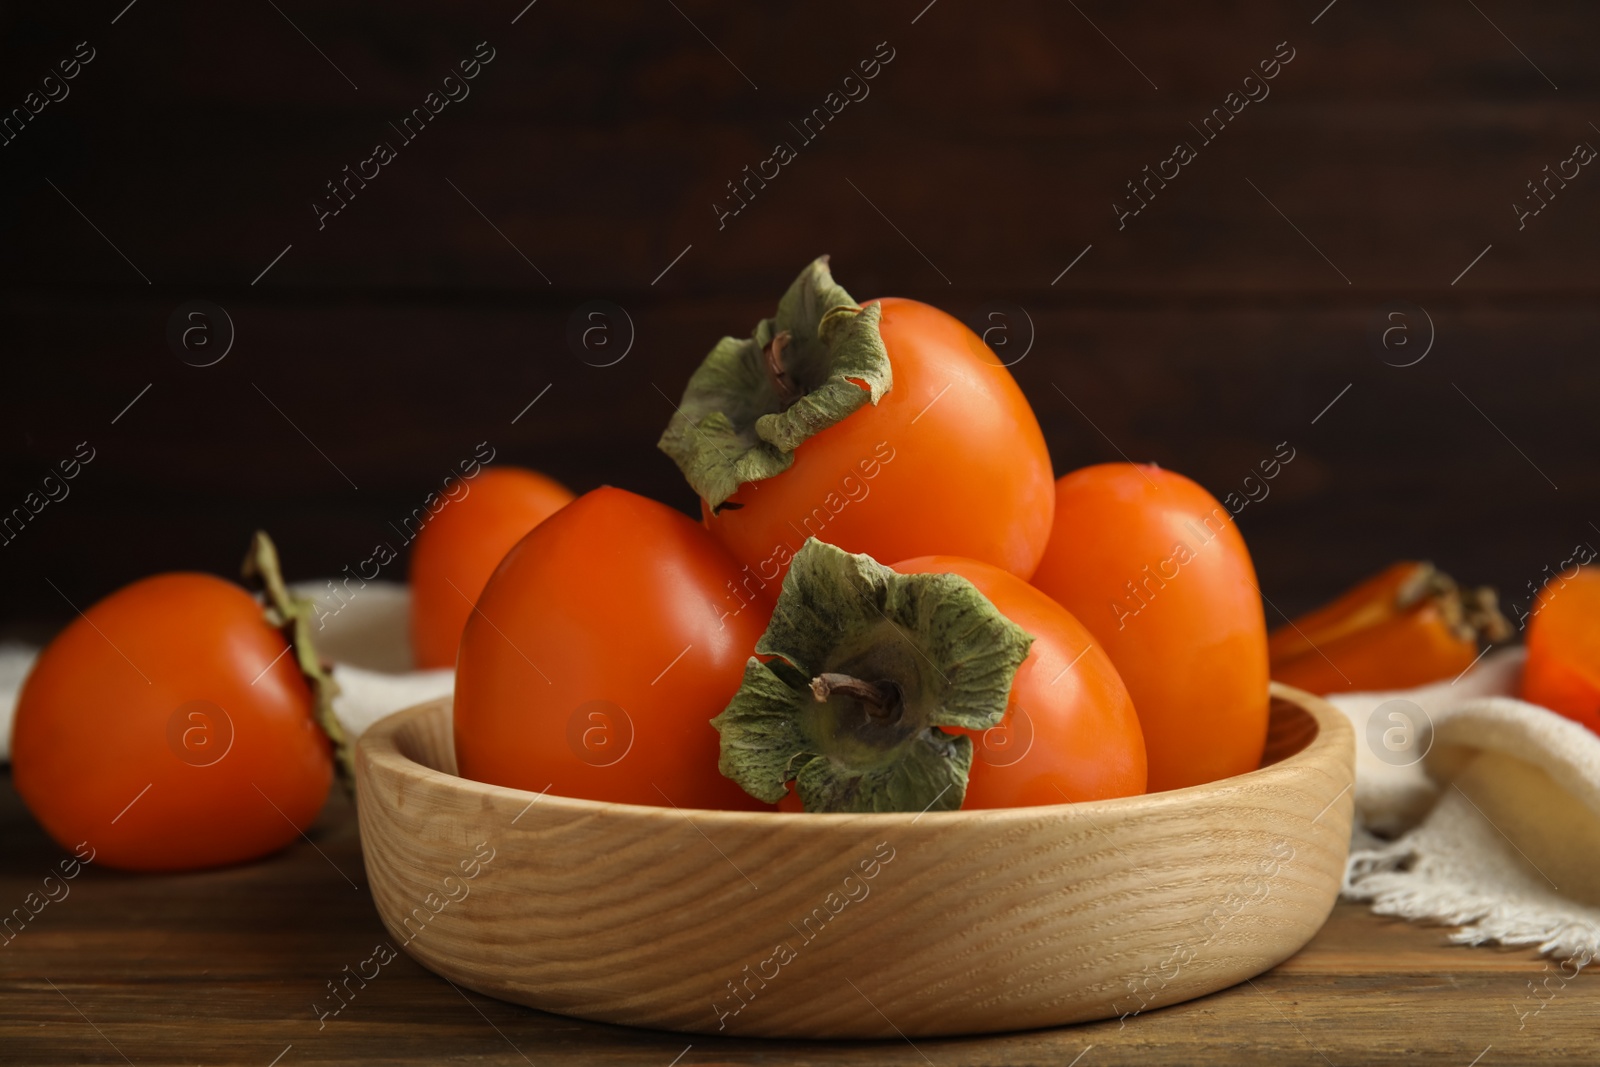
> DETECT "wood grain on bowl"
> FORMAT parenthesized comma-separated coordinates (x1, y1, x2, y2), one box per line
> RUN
(355, 683, 1354, 1039)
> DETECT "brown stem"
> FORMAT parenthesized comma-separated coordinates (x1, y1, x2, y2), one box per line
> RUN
(765, 330, 798, 404)
(810, 672, 900, 722)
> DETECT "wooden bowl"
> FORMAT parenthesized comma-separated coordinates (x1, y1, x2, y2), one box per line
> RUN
(355, 683, 1353, 1038)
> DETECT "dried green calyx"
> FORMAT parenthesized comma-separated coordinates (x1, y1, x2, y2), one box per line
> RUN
(712, 540, 1033, 813)
(242, 531, 352, 795)
(656, 256, 892, 511)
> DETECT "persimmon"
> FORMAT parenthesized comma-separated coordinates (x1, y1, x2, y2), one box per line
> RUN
(409, 466, 574, 668)
(658, 257, 1054, 591)
(1267, 562, 1425, 666)
(1272, 601, 1481, 694)
(452, 487, 774, 809)
(1269, 561, 1511, 694)
(10, 534, 339, 871)
(1522, 567, 1600, 733)
(712, 540, 1146, 812)
(1029, 464, 1269, 792)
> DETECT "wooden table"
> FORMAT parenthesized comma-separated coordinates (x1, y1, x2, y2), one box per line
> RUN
(2, 772, 1594, 1066)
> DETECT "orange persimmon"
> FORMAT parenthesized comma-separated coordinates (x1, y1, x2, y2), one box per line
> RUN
(1267, 561, 1424, 666)
(1522, 567, 1600, 733)
(710, 541, 1145, 813)
(1026, 464, 1270, 792)
(658, 257, 1054, 588)
(452, 487, 773, 809)
(892, 555, 1148, 807)
(409, 466, 574, 669)
(11, 535, 336, 871)
(1270, 561, 1510, 695)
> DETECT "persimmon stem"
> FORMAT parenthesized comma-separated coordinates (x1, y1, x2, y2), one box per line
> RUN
(810, 672, 900, 722)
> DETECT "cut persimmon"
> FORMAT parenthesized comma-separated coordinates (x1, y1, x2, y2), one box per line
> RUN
(1270, 561, 1510, 695)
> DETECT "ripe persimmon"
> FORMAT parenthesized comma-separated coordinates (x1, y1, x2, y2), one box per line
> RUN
(1522, 567, 1600, 733)
(452, 487, 774, 809)
(658, 257, 1054, 591)
(11, 535, 337, 871)
(1269, 561, 1510, 695)
(1030, 464, 1270, 792)
(712, 541, 1146, 812)
(409, 466, 574, 668)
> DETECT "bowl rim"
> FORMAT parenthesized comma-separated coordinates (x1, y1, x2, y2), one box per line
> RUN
(356, 681, 1351, 828)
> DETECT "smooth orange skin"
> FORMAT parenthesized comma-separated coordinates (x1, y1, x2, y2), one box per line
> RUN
(1522, 567, 1600, 734)
(1267, 561, 1422, 666)
(702, 297, 1055, 589)
(1030, 464, 1270, 793)
(1271, 601, 1477, 695)
(410, 466, 575, 669)
(11, 574, 332, 871)
(453, 487, 775, 809)
(891, 556, 1147, 808)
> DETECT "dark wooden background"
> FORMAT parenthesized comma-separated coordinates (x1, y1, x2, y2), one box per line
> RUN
(2, 0, 1597, 633)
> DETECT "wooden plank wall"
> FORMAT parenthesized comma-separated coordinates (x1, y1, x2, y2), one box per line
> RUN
(1, 1, 1595, 631)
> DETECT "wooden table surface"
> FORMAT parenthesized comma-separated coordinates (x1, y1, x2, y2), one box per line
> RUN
(2, 771, 1595, 1066)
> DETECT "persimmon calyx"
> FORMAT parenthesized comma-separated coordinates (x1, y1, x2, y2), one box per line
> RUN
(242, 530, 353, 795)
(1399, 563, 1514, 645)
(711, 540, 1033, 813)
(656, 256, 892, 511)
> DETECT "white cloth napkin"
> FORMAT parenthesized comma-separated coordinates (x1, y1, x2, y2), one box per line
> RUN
(1332, 647, 1600, 964)
(0, 581, 452, 762)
